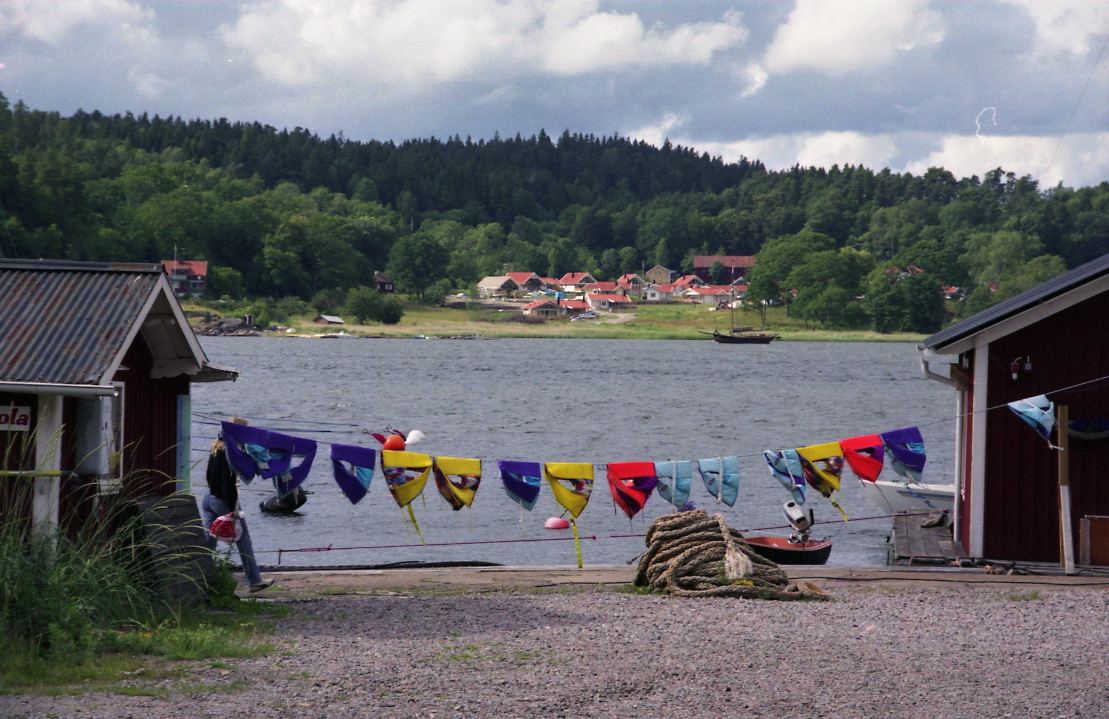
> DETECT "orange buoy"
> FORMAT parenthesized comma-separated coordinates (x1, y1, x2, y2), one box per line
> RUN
(382, 434, 406, 451)
(544, 516, 570, 529)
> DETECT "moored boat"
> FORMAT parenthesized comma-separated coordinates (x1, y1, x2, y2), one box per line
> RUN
(745, 535, 833, 564)
(859, 479, 955, 515)
(700, 329, 779, 344)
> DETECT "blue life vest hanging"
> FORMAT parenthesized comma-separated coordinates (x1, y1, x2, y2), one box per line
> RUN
(1007, 394, 1056, 445)
(697, 456, 740, 507)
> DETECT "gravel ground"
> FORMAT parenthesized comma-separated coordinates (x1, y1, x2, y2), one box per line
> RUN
(3, 582, 1107, 719)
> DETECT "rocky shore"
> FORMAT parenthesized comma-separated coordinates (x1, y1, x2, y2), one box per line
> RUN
(3, 568, 1106, 719)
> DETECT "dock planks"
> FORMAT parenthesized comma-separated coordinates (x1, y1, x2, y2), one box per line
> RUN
(890, 511, 963, 565)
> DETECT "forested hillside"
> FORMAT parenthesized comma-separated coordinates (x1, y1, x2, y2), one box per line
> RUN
(1, 93, 1106, 332)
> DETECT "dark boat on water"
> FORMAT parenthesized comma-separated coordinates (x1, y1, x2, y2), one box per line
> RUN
(701, 289, 779, 343)
(702, 329, 779, 344)
(744, 535, 833, 565)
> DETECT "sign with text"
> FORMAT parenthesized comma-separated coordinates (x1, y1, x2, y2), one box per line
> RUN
(0, 405, 32, 431)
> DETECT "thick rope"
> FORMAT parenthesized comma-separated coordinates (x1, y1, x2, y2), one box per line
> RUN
(634, 509, 828, 600)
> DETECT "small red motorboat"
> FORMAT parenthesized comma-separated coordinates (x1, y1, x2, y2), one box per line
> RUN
(745, 535, 833, 565)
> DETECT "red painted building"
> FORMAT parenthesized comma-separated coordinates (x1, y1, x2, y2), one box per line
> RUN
(1, 260, 236, 535)
(920, 254, 1109, 566)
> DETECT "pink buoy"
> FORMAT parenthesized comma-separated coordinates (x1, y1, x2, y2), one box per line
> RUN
(544, 517, 570, 530)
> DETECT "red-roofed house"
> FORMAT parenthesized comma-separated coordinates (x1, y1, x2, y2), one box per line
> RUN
(559, 272, 597, 291)
(521, 300, 560, 319)
(585, 293, 632, 312)
(558, 299, 590, 315)
(506, 272, 544, 292)
(684, 286, 733, 305)
(693, 255, 756, 283)
(161, 260, 208, 298)
(583, 281, 622, 295)
(540, 277, 562, 291)
(672, 274, 705, 289)
(643, 283, 678, 303)
(616, 273, 645, 291)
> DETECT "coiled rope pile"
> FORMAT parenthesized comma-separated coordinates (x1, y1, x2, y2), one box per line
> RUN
(634, 509, 828, 600)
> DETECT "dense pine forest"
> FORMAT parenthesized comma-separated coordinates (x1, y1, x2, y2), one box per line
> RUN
(1, 92, 1106, 333)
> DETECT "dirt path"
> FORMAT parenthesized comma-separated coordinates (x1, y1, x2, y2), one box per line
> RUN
(4, 567, 1107, 719)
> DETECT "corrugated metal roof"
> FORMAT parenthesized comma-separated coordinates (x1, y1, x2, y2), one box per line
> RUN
(0, 260, 162, 384)
(921, 253, 1109, 351)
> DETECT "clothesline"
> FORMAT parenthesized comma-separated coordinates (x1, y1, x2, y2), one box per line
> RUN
(190, 371, 1109, 466)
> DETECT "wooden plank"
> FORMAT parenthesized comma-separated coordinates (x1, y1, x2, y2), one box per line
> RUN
(1057, 405, 1075, 575)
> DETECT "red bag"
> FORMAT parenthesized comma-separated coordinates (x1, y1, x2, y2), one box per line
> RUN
(209, 512, 242, 543)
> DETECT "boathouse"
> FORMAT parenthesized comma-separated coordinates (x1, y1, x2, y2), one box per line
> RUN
(919, 253, 1109, 568)
(0, 259, 237, 537)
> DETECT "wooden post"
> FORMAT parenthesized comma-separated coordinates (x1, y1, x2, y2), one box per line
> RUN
(1057, 404, 1075, 575)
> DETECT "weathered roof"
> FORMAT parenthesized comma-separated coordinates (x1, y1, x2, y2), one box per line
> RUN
(922, 253, 1109, 351)
(477, 275, 518, 290)
(0, 259, 235, 388)
(161, 259, 208, 277)
(693, 255, 756, 269)
(558, 272, 595, 284)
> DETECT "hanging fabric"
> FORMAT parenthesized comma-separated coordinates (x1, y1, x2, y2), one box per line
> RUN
(381, 450, 434, 543)
(696, 456, 740, 507)
(433, 456, 482, 510)
(839, 434, 885, 482)
(654, 460, 693, 509)
(1007, 394, 1058, 447)
(763, 449, 806, 504)
(879, 426, 927, 481)
(544, 462, 594, 568)
(796, 442, 849, 521)
(606, 461, 657, 519)
(330, 443, 376, 505)
(498, 460, 542, 510)
(220, 420, 317, 493)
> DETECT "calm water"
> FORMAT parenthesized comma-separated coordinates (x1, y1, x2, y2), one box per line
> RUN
(189, 337, 957, 568)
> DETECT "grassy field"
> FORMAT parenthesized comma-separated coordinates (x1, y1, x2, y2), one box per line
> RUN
(267, 302, 925, 343)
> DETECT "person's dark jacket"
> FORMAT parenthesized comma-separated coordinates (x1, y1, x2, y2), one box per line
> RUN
(206, 448, 238, 507)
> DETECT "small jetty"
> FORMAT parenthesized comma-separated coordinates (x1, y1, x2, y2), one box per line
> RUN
(889, 511, 965, 565)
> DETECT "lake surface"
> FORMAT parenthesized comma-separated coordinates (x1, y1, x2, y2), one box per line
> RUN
(189, 336, 958, 568)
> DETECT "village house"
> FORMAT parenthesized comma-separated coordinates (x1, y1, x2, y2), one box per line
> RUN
(684, 285, 733, 306)
(374, 271, 394, 293)
(693, 255, 756, 284)
(521, 300, 560, 319)
(582, 281, 623, 296)
(919, 253, 1109, 569)
(477, 275, 521, 298)
(643, 283, 678, 303)
(672, 274, 706, 290)
(616, 273, 646, 297)
(557, 272, 596, 292)
(1, 259, 237, 542)
(585, 293, 632, 312)
(161, 259, 208, 298)
(313, 314, 345, 325)
(505, 272, 544, 293)
(644, 265, 677, 285)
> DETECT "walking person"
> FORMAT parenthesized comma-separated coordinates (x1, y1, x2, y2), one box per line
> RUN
(201, 416, 274, 593)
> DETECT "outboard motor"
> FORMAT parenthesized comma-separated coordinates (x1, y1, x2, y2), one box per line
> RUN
(783, 501, 814, 544)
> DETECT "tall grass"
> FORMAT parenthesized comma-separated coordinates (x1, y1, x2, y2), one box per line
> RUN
(0, 479, 168, 662)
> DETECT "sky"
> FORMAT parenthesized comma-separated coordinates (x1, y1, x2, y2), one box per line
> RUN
(2, 0, 1108, 187)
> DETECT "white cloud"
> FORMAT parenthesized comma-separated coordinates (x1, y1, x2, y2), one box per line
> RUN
(746, 0, 943, 94)
(219, 0, 747, 90)
(1001, 0, 1109, 58)
(675, 131, 900, 172)
(626, 112, 688, 147)
(0, 0, 152, 44)
(905, 133, 1109, 188)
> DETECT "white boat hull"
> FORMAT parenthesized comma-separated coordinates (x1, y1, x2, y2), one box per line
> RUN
(860, 479, 954, 516)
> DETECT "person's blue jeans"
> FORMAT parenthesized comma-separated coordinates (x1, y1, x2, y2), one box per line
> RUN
(200, 494, 263, 586)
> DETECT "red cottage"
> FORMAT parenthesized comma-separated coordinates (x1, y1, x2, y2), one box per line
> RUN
(1, 260, 236, 536)
(920, 254, 1109, 568)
